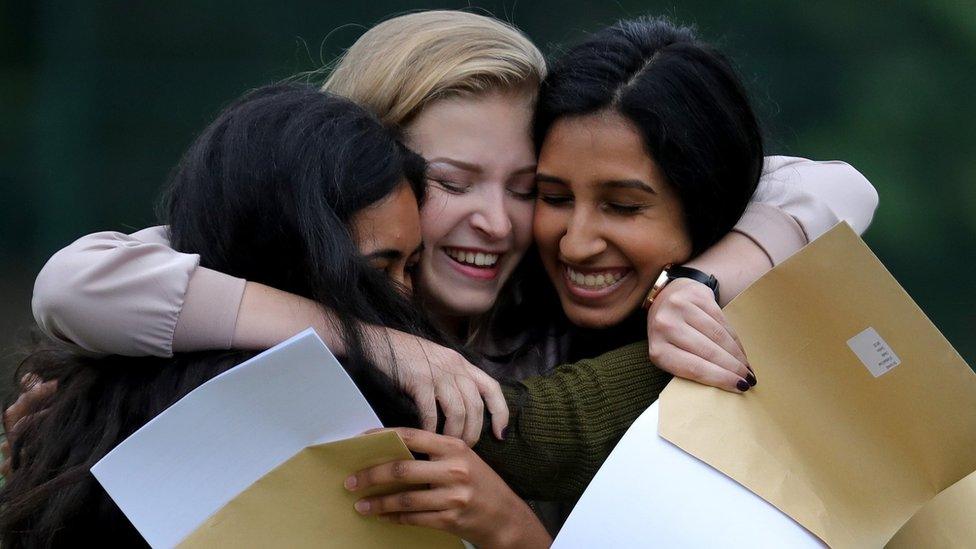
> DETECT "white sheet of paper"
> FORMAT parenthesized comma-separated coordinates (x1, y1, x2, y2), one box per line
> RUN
(553, 402, 823, 548)
(91, 329, 382, 548)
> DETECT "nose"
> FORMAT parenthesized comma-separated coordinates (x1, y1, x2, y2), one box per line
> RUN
(560, 208, 606, 264)
(470, 184, 512, 241)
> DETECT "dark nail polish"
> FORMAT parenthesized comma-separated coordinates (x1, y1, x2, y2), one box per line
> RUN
(746, 364, 754, 374)
(746, 372, 757, 387)
(736, 379, 750, 392)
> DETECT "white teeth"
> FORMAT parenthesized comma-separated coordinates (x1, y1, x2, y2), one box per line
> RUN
(566, 266, 625, 290)
(446, 248, 499, 268)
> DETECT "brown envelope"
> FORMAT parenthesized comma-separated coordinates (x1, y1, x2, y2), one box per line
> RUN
(659, 223, 976, 548)
(179, 431, 463, 548)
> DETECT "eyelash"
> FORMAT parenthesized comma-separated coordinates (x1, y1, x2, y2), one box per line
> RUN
(508, 188, 537, 201)
(604, 203, 646, 215)
(430, 178, 468, 194)
(539, 195, 646, 215)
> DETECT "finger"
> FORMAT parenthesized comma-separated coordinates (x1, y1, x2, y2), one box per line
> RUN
(666, 346, 749, 393)
(345, 459, 458, 492)
(355, 488, 460, 516)
(435, 378, 465, 440)
(20, 374, 41, 390)
(413, 384, 438, 433)
(674, 309, 751, 382)
(472, 370, 509, 441)
(382, 427, 468, 458)
(4, 395, 28, 435)
(384, 510, 455, 531)
(454, 376, 484, 447)
(695, 299, 750, 367)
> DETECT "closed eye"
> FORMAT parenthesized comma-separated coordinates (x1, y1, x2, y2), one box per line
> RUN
(429, 178, 469, 194)
(539, 193, 573, 206)
(603, 202, 646, 215)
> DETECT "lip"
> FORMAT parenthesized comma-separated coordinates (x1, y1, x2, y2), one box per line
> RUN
(560, 263, 632, 301)
(442, 247, 503, 281)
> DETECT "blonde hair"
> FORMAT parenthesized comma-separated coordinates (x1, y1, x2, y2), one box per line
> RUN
(322, 10, 546, 125)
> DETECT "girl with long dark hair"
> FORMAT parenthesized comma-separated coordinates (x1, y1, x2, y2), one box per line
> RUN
(0, 83, 442, 546)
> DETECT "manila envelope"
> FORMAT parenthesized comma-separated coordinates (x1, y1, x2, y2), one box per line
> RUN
(659, 223, 976, 548)
(179, 431, 463, 548)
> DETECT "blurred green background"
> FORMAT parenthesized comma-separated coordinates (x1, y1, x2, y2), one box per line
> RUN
(2, 1, 974, 382)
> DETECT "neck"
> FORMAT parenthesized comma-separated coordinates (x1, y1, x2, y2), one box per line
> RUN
(567, 308, 647, 361)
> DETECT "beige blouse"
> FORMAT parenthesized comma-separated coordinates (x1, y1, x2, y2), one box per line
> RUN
(32, 156, 878, 357)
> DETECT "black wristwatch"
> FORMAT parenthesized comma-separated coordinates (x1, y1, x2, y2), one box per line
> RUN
(642, 264, 721, 310)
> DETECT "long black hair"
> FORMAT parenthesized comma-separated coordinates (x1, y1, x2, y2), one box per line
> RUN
(0, 83, 443, 547)
(486, 18, 766, 361)
(535, 16, 764, 256)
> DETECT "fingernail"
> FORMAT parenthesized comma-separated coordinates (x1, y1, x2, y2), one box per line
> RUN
(746, 372, 757, 387)
(500, 427, 509, 440)
(736, 379, 750, 392)
(354, 500, 370, 514)
(746, 364, 754, 374)
(344, 475, 358, 491)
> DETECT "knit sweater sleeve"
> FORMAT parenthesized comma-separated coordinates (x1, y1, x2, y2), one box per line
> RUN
(474, 342, 672, 503)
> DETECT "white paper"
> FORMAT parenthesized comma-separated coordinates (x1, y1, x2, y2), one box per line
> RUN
(847, 326, 901, 377)
(91, 329, 382, 548)
(553, 402, 823, 549)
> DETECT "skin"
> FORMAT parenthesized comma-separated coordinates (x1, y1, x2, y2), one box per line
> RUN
(534, 111, 693, 329)
(405, 90, 537, 333)
(350, 182, 424, 291)
(346, 428, 552, 549)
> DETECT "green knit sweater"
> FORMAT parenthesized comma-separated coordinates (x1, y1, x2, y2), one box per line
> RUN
(474, 342, 673, 503)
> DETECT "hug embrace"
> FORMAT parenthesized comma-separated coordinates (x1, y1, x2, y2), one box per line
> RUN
(1, 11, 877, 548)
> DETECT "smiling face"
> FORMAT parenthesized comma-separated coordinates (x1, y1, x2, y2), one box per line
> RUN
(534, 111, 693, 329)
(350, 182, 424, 293)
(404, 90, 537, 323)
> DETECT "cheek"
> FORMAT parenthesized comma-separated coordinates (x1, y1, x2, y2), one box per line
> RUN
(508, 200, 536, 250)
(419, 191, 459, 244)
(532, 205, 564, 257)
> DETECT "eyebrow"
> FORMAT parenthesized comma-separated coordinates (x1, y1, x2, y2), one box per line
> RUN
(428, 157, 536, 176)
(600, 179, 657, 195)
(365, 243, 424, 262)
(536, 173, 657, 195)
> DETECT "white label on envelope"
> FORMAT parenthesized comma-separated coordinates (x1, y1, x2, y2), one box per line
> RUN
(847, 327, 901, 377)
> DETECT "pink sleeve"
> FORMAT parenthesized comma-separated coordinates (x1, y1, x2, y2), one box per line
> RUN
(733, 156, 879, 265)
(32, 226, 246, 357)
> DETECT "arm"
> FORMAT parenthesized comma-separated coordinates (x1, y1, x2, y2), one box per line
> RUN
(734, 155, 879, 266)
(345, 342, 667, 545)
(646, 156, 880, 392)
(32, 227, 245, 357)
(475, 342, 671, 502)
(31, 227, 509, 443)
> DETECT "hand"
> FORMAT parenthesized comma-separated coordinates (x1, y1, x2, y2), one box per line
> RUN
(1, 374, 58, 476)
(646, 278, 756, 393)
(344, 428, 552, 549)
(363, 328, 509, 446)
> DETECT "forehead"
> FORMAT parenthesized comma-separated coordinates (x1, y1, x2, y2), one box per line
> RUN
(404, 90, 536, 174)
(538, 111, 657, 183)
(350, 183, 423, 254)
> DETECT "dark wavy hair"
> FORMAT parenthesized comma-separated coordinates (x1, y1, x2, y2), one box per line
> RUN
(0, 84, 442, 547)
(535, 16, 764, 256)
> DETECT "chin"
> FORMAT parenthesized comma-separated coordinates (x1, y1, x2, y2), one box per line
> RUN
(562, 304, 629, 330)
(430, 288, 496, 318)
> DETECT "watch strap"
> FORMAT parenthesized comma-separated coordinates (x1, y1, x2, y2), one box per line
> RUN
(667, 265, 721, 303)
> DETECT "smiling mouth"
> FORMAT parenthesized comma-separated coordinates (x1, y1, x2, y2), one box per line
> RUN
(444, 247, 501, 268)
(562, 265, 632, 298)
